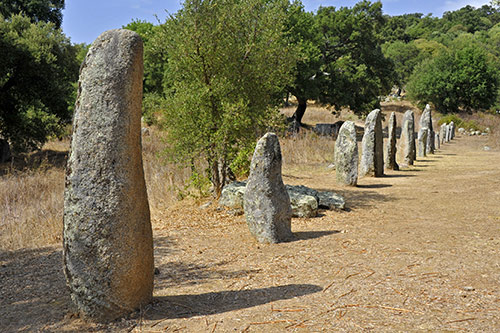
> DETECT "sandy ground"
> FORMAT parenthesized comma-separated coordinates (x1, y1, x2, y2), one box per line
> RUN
(1, 133, 500, 332)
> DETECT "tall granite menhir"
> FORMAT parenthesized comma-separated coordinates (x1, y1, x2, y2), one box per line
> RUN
(385, 112, 399, 170)
(400, 110, 416, 165)
(360, 109, 384, 177)
(419, 104, 435, 154)
(244, 133, 292, 243)
(63, 30, 153, 322)
(334, 121, 358, 186)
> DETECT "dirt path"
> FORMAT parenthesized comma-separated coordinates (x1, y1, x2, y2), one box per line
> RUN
(1, 134, 500, 332)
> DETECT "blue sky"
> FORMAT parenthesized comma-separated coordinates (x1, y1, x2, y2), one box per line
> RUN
(62, 0, 492, 44)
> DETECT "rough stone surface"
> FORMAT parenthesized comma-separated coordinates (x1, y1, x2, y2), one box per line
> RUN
(244, 133, 292, 243)
(63, 29, 153, 322)
(313, 121, 344, 137)
(218, 181, 246, 212)
(334, 121, 358, 186)
(400, 110, 416, 165)
(360, 109, 384, 177)
(220, 182, 346, 218)
(419, 104, 435, 154)
(0, 139, 11, 163)
(286, 185, 318, 218)
(385, 112, 399, 170)
(435, 132, 440, 149)
(440, 123, 447, 144)
(450, 121, 456, 139)
(317, 191, 345, 210)
(418, 127, 428, 157)
(446, 124, 452, 142)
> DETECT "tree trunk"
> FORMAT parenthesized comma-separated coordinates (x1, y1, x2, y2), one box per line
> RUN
(292, 97, 307, 124)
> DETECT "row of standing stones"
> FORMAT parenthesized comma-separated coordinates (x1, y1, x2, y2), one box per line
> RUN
(63, 29, 459, 322)
(335, 104, 456, 187)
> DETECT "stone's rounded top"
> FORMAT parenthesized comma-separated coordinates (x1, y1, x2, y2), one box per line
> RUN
(339, 120, 356, 133)
(365, 109, 381, 123)
(92, 28, 143, 46)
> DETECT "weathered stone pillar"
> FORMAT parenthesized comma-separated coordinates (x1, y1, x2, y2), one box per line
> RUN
(244, 133, 292, 243)
(399, 110, 416, 166)
(385, 112, 399, 170)
(418, 128, 428, 157)
(63, 29, 153, 322)
(440, 123, 447, 144)
(450, 121, 456, 139)
(334, 121, 358, 186)
(435, 132, 441, 149)
(360, 109, 384, 177)
(419, 104, 435, 154)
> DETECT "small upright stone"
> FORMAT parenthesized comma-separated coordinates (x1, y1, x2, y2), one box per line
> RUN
(334, 121, 358, 186)
(419, 104, 435, 154)
(435, 132, 441, 149)
(450, 121, 456, 139)
(244, 133, 292, 243)
(360, 109, 384, 177)
(63, 30, 153, 322)
(440, 123, 447, 144)
(400, 110, 416, 165)
(418, 127, 428, 157)
(385, 112, 399, 170)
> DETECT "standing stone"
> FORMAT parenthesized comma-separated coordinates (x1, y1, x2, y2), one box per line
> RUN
(450, 121, 456, 139)
(385, 112, 399, 170)
(440, 123, 447, 144)
(435, 132, 441, 149)
(400, 110, 416, 165)
(244, 133, 292, 243)
(419, 104, 435, 154)
(410, 112, 417, 161)
(334, 121, 358, 186)
(360, 109, 384, 177)
(446, 123, 452, 142)
(63, 30, 153, 322)
(418, 128, 428, 157)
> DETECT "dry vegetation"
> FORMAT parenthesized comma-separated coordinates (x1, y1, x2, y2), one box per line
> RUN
(1, 102, 498, 251)
(2, 102, 500, 332)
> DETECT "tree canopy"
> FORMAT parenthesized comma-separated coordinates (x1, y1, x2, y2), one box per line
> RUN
(0, 0, 64, 28)
(407, 47, 498, 113)
(0, 13, 78, 151)
(157, 0, 296, 196)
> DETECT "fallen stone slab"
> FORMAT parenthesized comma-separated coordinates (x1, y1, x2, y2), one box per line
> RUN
(220, 182, 346, 218)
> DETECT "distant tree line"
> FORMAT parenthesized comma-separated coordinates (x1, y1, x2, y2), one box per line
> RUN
(2, 0, 500, 194)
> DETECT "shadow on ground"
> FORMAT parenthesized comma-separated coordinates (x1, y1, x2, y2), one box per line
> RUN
(0, 247, 71, 332)
(146, 284, 322, 320)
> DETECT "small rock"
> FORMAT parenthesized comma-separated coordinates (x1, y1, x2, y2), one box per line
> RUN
(141, 127, 150, 136)
(199, 202, 211, 209)
(484, 146, 491, 151)
(463, 286, 475, 292)
(317, 191, 345, 210)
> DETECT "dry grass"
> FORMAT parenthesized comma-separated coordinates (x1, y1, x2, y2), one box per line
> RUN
(2, 101, 498, 251)
(0, 169, 64, 249)
(0, 126, 194, 251)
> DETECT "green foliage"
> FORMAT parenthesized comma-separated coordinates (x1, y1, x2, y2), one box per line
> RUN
(0, 0, 65, 28)
(142, 92, 165, 126)
(289, 0, 394, 116)
(123, 19, 167, 94)
(0, 13, 78, 151)
(437, 114, 483, 131)
(382, 40, 420, 87)
(437, 114, 464, 127)
(158, 0, 296, 196)
(407, 47, 498, 113)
